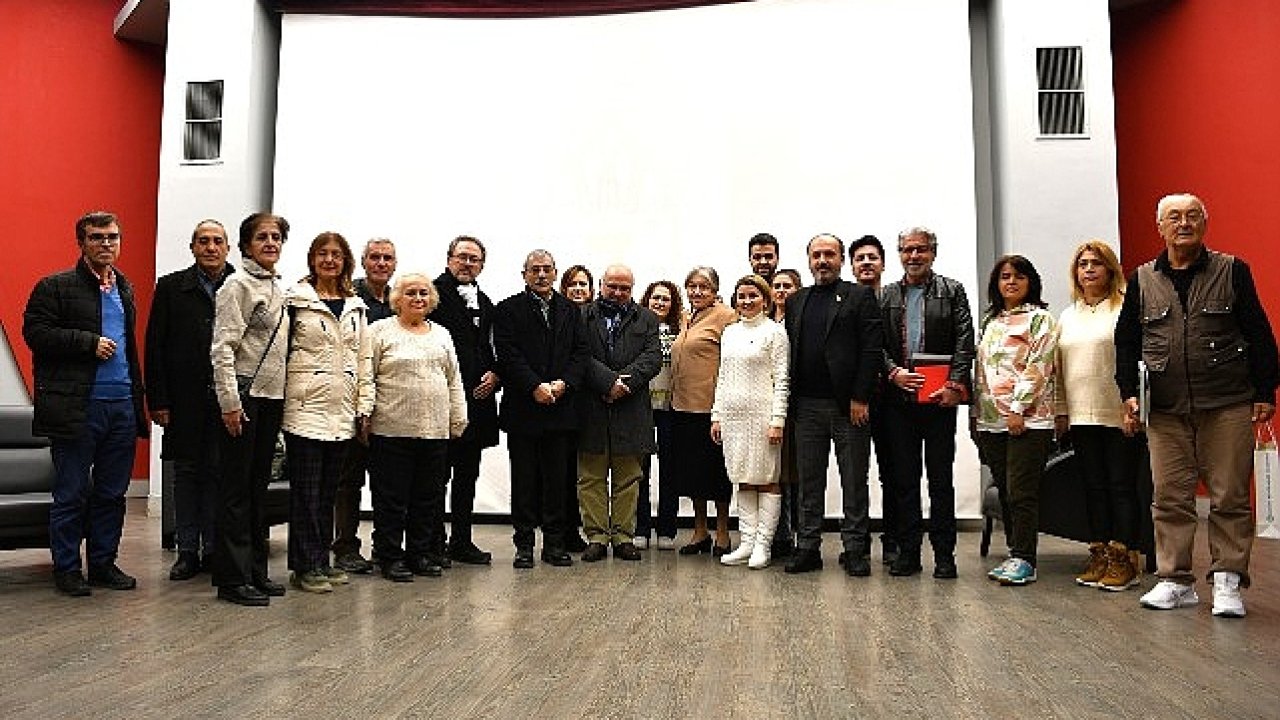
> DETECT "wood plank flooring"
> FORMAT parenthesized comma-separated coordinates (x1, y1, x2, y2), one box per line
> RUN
(1, 501, 1277, 719)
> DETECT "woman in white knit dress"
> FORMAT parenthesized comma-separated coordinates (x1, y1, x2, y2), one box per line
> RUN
(360, 273, 468, 582)
(712, 275, 790, 569)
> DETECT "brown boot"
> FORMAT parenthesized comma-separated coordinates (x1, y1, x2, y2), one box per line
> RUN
(1099, 541, 1139, 592)
(1075, 542, 1108, 587)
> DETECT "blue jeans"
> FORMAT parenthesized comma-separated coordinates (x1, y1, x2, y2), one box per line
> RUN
(49, 398, 138, 573)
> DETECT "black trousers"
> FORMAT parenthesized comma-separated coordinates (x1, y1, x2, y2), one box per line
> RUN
(171, 402, 222, 556)
(868, 396, 898, 550)
(885, 399, 958, 559)
(444, 436, 483, 548)
(507, 431, 570, 551)
(1072, 424, 1141, 547)
(368, 434, 448, 564)
(332, 438, 369, 557)
(212, 396, 283, 588)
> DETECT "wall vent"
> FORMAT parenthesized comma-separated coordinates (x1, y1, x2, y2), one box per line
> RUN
(184, 80, 224, 161)
(1037, 47, 1085, 136)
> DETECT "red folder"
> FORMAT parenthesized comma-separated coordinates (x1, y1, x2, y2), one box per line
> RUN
(911, 354, 952, 403)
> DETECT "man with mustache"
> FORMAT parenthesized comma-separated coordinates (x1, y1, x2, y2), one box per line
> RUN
(782, 233, 883, 575)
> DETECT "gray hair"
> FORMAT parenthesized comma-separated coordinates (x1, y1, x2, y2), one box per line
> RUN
(897, 226, 938, 249)
(684, 265, 720, 291)
(362, 237, 396, 258)
(1156, 193, 1208, 222)
(524, 249, 556, 270)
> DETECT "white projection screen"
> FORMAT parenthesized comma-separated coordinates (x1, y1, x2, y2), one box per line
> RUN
(274, 0, 983, 519)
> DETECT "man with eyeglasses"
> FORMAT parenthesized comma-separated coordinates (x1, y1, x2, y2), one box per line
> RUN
(493, 250, 588, 569)
(1116, 193, 1277, 617)
(429, 236, 501, 565)
(879, 227, 974, 579)
(332, 238, 397, 574)
(23, 211, 149, 596)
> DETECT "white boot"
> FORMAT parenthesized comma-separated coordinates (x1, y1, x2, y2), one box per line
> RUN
(750, 493, 782, 569)
(721, 491, 758, 566)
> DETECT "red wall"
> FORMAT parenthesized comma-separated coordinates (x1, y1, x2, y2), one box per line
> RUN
(1112, 0, 1280, 323)
(0, 0, 164, 478)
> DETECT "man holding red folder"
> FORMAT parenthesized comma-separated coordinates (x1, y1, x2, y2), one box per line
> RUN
(879, 227, 975, 578)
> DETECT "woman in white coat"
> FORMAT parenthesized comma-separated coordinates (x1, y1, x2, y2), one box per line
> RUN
(712, 274, 790, 569)
(282, 232, 371, 594)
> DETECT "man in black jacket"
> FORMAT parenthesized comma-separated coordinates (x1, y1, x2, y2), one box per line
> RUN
(879, 227, 975, 579)
(576, 264, 661, 563)
(493, 249, 588, 569)
(430, 236, 501, 565)
(783, 234, 883, 574)
(23, 211, 149, 597)
(145, 219, 235, 581)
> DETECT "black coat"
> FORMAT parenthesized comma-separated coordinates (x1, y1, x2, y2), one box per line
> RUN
(577, 300, 662, 456)
(430, 271, 499, 448)
(492, 289, 588, 435)
(22, 260, 148, 440)
(145, 263, 234, 460)
(784, 279, 884, 408)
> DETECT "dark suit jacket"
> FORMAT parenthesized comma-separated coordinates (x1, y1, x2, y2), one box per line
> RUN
(577, 300, 662, 456)
(430, 271, 499, 448)
(145, 263, 233, 460)
(493, 289, 588, 435)
(784, 279, 883, 408)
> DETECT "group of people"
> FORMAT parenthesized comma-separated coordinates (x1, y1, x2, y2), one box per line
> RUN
(23, 192, 1276, 619)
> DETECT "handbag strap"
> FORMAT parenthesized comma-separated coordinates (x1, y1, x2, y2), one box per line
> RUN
(243, 300, 286, 394)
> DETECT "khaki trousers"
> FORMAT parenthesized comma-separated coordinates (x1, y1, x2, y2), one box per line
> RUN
(1146, 403, 1255, 586)
(577, 452, 642, 545)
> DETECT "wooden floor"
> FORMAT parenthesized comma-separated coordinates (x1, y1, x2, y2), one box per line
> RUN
(1, 502, 1278, 720)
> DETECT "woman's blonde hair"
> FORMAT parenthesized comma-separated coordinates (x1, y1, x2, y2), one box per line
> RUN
(1068, 240, 1126, 306)
(389, 272, 438, 315)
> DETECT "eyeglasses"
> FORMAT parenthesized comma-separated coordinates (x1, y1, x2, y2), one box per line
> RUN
(86, 232, 121, 245)
(451, 253, 484, 265)
(898, 245, 934, 255)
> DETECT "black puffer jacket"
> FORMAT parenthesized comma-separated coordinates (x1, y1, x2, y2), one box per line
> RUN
(22, 260, 148, 440)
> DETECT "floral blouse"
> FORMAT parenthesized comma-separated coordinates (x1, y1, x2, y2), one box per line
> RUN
(975, 303, 1058, 432)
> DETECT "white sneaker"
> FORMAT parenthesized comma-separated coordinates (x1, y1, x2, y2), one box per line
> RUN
(1140, 580, 1200, 610)
(633, 536, 649, 550)
(1211, 572, 1246, 618)
(656, 537, 676, 551)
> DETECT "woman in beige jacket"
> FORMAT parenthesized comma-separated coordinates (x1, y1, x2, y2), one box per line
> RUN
(670, 266, 738, 555)
(281, 232, 371, 594)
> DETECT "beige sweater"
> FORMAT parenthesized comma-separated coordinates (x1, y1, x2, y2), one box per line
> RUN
(1054, 298, 1126, 429)
(211, 258, 289, 411)
(363, 317, 468, 439)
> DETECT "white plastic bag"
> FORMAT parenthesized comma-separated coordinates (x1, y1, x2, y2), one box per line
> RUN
(1255, 422, 1280, 539)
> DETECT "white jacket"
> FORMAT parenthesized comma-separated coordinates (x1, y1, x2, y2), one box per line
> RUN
(280, 280, 373, 441)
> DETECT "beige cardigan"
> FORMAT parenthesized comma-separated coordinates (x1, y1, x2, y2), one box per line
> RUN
(363, 317, 468, 440)
(211, 258, 289, 412)
(670, 302, 737, 413)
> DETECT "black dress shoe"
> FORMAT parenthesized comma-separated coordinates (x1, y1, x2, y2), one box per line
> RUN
(613, 542, 642, 561)
(888, 555, 923, 577)
(513, 548, 535, 569)
(784, 548, 824, 574)
(380, 560, 414, 583)
(54, 570, 92, 597)
(678, 536, 712, 555)
(564, 532, 590, 553)
(334, 552, 374, 574)
(581, 543, 608, 563)
(218, 584, 270, 607)
(839, 551, 871, 577)
(540, 549, 574, 567)
(169, 552, 201, 581)
(88, 563, 137, 590)
(448, 542, 493, 565)
(712, 543, 731, 558)
(933, 556, 958, 579)
(254, 577, 287, 596)
(407, 556, 444, 577)
(429, 553, 452, 570)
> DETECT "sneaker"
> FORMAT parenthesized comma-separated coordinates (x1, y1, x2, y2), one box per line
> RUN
(321, 566, 351, 586)
(656, 536, 676, 551)
(987, 557, 1018, 581)
(334, 552, 374, 574)
(1075, 542, 1109, 587)
(290, 569, 333, 594)
(997, 558, 1036, 585)
(1098, 542, 1139, 592)
(1140, 580, 1199, 610)
(1211, 572, 1246, 618)
(633, 536, 649, 550)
